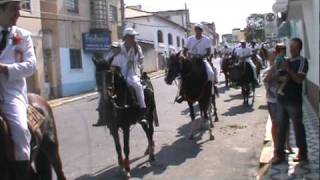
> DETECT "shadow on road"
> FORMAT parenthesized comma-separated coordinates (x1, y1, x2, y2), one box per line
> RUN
(222, 104, 254, 116)
(217, 85, 229, 94)
(224, 93, 243, 102)
(75, 119, 207, 180)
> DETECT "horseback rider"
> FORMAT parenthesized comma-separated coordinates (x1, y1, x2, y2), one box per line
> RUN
(235, 40, 259, 85)
(111, 28, 146, 113)
(0, 0, 36, 179)
(175, 23, 216, 103)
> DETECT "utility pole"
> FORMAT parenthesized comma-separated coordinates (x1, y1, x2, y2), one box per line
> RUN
(185, 3, 190, 36)
(120, 0, 125, 38)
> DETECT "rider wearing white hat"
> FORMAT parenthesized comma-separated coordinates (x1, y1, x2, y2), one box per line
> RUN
(112, 28, 146, 110)
(235, 40, 259, 85)
(173, 23, 216, 103)
(0, 0, 36, 179)
(184, 23, 215, 82)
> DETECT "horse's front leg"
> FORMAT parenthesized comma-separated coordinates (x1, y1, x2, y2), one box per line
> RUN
(188, 101, 196, 140)
(203, 111, 215, 140)
(111, 129, 123, 170)
(123, 126, 131, 177)
(212, 95, 218, 124)
(140, 120, 155, 161)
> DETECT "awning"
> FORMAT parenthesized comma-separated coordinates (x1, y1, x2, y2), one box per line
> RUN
(272, 0, 288, 13)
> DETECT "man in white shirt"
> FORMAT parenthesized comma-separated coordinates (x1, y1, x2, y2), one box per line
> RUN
(236, 40, 259, 84)
(173, 23, 215, 103)
(183, 23, 215, 82)
(112, 28, 146, 111)
(0, 1, 37, 179)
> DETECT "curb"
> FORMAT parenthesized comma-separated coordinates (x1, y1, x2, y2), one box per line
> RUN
(48, 71, 166, 108)
(256, 116, 273, 179)
(48, 92, 98, 108)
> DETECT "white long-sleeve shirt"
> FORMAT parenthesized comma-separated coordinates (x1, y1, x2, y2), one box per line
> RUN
(112, 43, 144, 82)
(0, 26, 36, 107)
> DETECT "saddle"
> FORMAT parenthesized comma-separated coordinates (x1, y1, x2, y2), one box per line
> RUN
(0, 105, 45, 161)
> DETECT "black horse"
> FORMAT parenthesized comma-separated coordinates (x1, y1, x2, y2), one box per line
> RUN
(230, 59, 256, 105)
(101, 67, 158, 177)
(165, 53, 214, 140)
(0, 93, 66, 180)
(221, 54, 235, 87)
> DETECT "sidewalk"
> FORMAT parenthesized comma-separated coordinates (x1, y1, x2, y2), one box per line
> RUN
(48, 70, 166, 108)
(257, 98, 320, 179)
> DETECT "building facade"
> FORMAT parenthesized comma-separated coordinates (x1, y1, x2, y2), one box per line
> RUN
(222, 34, 233, 43)
(17, 0, 47, 97)
(41, 0, 120, 98)
(125, 7, 188, 72)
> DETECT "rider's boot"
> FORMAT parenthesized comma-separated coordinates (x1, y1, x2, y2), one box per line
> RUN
(15, 161, 30, 180)
(137, 107, 146, 120)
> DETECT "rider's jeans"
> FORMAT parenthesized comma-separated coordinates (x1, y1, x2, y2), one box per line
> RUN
(127, 76, 146, 108)
(1, 99, 31, 160)
(246, 59, 257, 80)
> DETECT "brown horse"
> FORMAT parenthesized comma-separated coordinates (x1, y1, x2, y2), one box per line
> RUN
(0, 93, 66, 180)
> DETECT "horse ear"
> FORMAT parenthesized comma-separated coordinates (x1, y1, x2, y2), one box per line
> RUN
(176, 51, 181, 58)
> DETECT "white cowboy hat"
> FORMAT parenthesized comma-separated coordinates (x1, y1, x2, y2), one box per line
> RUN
(240, 39, 246, 43)
(194, 23, 203, 30)
(122, 27, 139, 37)
(0, 0, 23, 5)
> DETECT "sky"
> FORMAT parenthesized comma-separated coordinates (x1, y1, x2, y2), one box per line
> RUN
(124, 0, 276, 35)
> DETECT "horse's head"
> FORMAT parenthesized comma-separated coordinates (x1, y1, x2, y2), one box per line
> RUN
(165, 52, 182, 85)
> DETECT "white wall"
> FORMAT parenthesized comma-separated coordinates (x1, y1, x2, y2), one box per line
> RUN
(59, 48, 96, 96)
(126, 16, 187, 53)
(291, 0, 319, 86)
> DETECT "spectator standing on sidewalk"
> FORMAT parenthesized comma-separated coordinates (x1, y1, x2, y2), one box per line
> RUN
(272, 38, 309, 164)
(263, 50, 292, 159)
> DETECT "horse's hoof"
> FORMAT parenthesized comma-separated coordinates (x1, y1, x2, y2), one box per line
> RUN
(214, 117, 219, 122)
(209, 134, 215, 140)
(188, 135, 194, 140)
(126, 171, 131, 178)
(149, 155, 155, 162)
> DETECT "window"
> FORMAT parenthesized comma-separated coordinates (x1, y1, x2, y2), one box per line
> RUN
(182, 39, 185, 47)
(157, 30, 163, 43)
(177, 36, 180, 47)
(109, 5, 118, 22)
(168, 33, 173, 45)
(65, 0, 78, 13)
(69, 49, 82, 69)
(21, 0, 31, 11)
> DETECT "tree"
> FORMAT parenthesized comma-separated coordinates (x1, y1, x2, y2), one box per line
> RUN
(244, 14, 266, 42)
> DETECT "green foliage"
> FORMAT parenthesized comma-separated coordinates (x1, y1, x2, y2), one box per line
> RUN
(245, 13, 266, 42)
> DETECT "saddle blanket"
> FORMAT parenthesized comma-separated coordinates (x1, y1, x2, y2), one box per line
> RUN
(27, 105, 45, 131)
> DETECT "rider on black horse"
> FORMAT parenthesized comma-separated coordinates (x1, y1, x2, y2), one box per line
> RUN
(235, 40, 260, 86)
(110, 28, 146, 116)
(175, 23, 217, 103)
